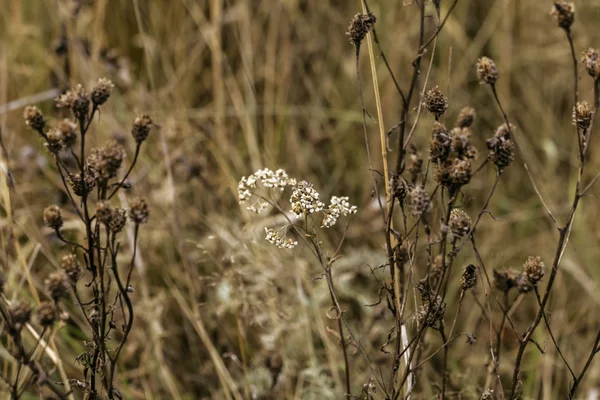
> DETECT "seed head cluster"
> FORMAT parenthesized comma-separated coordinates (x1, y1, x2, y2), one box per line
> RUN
(424, 86, 448, 119)
(551, 2, 575, 31)
(346, 13, 376, 47)
(486, 123, 515, 171)
(523, 256, 544, 284)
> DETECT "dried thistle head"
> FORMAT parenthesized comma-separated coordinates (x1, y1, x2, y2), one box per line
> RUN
(57, 119, 78, 148)
(551, 2, 575, 31)
(449, 209, 471, 238)
(456, 107, 476, 128)
(43, 205, 63, 230)
(110, 208, 127, 233)
(23, 105, 46, 132)
(476, 57, 499, 85)
(409, 186, 431, 215)
(9, 301, 32, 331)
(523, 256, 545, 284)
(447, 158, 472, 188)
(424, 87, 448, 119)
(487, 124, 515, 171)
(573, 101, 593, 131)
(71, 84, 91, 121)
(391, 174, 408, 203)
(60, 254, 82, 282)
(460, 264, 477, 290)
(582, 48, 600, 80)
(129, 197, 149, 224)
(132, 114, 152, 143)
(45, 129, 64, 154)
(69, 169, 96, 197)
(346, 13, 376, 47)
(45, 272, 69, 301)
(429, 122, 452, 163)
(36, 301, 56, 327)
(90, 141, 126, 181)
(96, 201, 113, 225)
(91, 77, 114, 106)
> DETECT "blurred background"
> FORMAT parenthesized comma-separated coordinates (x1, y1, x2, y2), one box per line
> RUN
(2, 0, 600, 398)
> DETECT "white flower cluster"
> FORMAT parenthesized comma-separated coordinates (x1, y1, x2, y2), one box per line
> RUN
(238, 168, 297, 212)
(322, 196, 358, 228)
(290, 181, 325, 217)
(264, 227, 298, 249)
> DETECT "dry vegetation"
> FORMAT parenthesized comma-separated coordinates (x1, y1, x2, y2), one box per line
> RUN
(2, 0, 600, 399)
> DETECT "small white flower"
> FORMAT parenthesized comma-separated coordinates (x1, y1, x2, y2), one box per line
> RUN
(264, 227, 298, 249)
(322, 196, 357, 228)
(290, 181, 325, 217)
(238, 168, 296, 203)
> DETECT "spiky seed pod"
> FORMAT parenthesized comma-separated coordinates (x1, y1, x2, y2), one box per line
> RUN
(476, 57, 499, 85)
(456, 107, 476, 128)
(45, 272, 69, 301)
(57, 119, 78, 147)
(90, 142, 126, 181)
(523, 256, 545, 284)
(449, 209, 471, 237)
(409, 186, 431, 215)
(110, 208, 127, 233)
(573, 101, 593, 131)
(460, 264, 477, 290)
(131, 114, 153, 143)
(96, 202, 113, 225)
(60, 254, 82, 282)
(346, 13, 376, 47)
(424, 87, 449, 119)
(45, 129, 64, 154)
(551, 2, 575, 31)
(582, 48, 600, 80)
(36, 302, 56, 327)
(43, 205, 63, 230)
(91, 78, 114, 106)
(9, 301, 32, 331)
(487, 124, 515, 171)
(448, 158, 472, 188)
(23, 105, 46, 132)
(129, 197, 149, 224)
(69, 170, 96, 197)
(429, 122, 452, 163)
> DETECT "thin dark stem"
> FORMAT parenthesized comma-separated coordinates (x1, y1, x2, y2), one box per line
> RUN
(107, 144, 141, 200)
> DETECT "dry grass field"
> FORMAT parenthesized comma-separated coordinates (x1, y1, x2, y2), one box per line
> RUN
(2, 0, 600, 399)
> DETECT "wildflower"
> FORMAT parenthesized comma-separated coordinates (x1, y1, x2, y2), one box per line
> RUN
(424, 87, 448, 119)
(290, 181, 325, 217)
(264, 227, 297, 249)
(96, 201, 113, 225)
(91, 77, 114, 106)
(346, 13, 376, 47)
(476, 57, 499, 85)
(45, 129, 64, 154)
(109, 208, 127, 233)
(132, 114, 152, 143)
(322, 196, 357, 228)
(487, 123, 515, 171)
(238, 168, 296, 203)
(89, 141, 125, 181)
(43, 205, 63, 230)
(57, 119, 78, 147)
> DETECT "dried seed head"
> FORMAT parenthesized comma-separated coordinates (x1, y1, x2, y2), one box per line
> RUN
(90, 141, 126, 181)
(551, 2, 575, 31)
(110, 208, 127, 233)
(71, 84, 91, 121)
(45, 129, 64, 154)
(582, 48, 600, 80)
(24, 105, 46, 132)
(447, 158, 472, 188)
(456, 107, 477, 128)
(60, 254, 82, 282)
(424, 87, 449, 119)
(9, 301, 32, 331)
(449, 209, 471, 237)
(461, 264, 477, 290)
(451, 127, 478, 160)
(96, 201, 113, 225)
(43, 205, 63, 230)
(45, 272, 69, 301)
(573, 101, 593, 131)
(69, 169, 96, 197)
(57, 119, 78, 147)
(91, 78, 114, 106)
(417, 295, 446, 328)
(429, 122, 452, 163)
(36, 302, 56, 327)
(476, 57, 499, 85)
(346, 13, 376, 47)
(391, 175, 408, 203)
(132, 114, 152, 143)
(523, 256, 545, 284)
(409, 186, 431, 215)
(487, 124, 515, 171)
(129, 197, 149, 224)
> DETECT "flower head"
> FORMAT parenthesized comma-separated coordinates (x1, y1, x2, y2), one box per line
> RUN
(322, 196, 357, 228)
(264, 227, 298, 249)
(290, 181, 325, 217)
